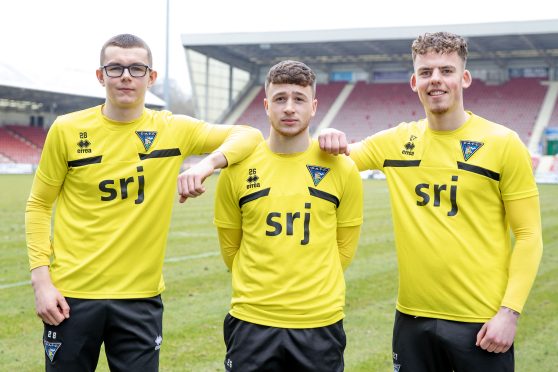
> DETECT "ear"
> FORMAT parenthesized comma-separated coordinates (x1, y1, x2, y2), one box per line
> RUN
(410, 73, 418, 93)
(263, 98, 270, 116)
(96, 69, 105, 86)
(462, 69, 472, 89)
(147, 69, 158, 88)
(311, 98, 317, 117)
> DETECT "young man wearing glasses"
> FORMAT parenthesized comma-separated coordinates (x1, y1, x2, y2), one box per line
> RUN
(25, 33, 262, 371)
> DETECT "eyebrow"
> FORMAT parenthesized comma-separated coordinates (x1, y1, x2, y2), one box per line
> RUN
(272, 91, 310, 99)
(418, 65, 456, 71)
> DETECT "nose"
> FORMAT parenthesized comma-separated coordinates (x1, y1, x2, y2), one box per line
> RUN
(284, 98, 295, 113)
(120, 67, 133, 79)
(430, 68, 442, 82)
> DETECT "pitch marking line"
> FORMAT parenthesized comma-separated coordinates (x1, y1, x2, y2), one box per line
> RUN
(0, 251, 220, 290)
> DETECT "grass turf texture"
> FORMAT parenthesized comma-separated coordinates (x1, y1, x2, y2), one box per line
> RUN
(0, 174, 556, 371)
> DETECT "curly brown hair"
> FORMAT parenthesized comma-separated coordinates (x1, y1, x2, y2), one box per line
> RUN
(411, 32, 468, 66)
(265, 60, 316, 97)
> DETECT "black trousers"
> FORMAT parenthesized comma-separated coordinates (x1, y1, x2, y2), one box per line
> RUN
(223, 313, 346, 372)
(43, 296, 163, 372)
(392, 310, 514, 372)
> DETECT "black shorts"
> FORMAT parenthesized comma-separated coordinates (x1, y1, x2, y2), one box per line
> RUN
(42, 296, 163, 372)
(392, 310, 514, 372)
(223, 313, 346, 372)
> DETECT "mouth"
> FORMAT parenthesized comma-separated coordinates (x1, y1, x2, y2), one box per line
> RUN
(428, 89, 446, 97)
(281, 118, 298, 125)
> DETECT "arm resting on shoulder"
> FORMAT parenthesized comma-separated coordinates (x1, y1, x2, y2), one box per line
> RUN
(177, 151, 229, 203)
(178, 125, 263, 202)
(217, 227, 242, 270)
(202, 124, 263, 166)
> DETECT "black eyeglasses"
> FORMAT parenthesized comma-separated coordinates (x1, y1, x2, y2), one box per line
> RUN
(101, 64, 151, 78)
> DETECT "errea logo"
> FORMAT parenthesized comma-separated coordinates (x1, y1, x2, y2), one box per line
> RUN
(246, 168, 261, 189)
(77, 131, 92, 153)
(401, 135, 417, 156)
(154, 335, 162, 350)
(225, 358, 233, 370)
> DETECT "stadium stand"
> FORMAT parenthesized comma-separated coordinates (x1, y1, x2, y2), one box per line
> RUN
(0, 126, 41, 163)
(325, 78, 547, 144)
(309, 82, 347, 133)
(549, 98, 558, 128)
(5, 125, 47, 149)
(464, 78, 547, 143)
(329, 82, 423, 143)
(234, 87, 267, 133)
(231, 79, 550, 145)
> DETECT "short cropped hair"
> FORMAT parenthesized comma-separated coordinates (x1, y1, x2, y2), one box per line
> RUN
(265, 60, 316, 97)
(411, 32, 468, 66)
(100, 34, 153, 67)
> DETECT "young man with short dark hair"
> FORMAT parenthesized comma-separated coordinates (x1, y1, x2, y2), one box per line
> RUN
(215, 60, 363, 371)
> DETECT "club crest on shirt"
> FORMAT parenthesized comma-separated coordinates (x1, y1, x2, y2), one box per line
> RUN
(460, 140, 483, 161)
(136, 131, 157, 152)
(306, 165, 330, 186)
(44, 340, 61, 362)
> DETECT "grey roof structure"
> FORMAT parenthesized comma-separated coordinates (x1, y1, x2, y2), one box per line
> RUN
(181, 20, 558, 70)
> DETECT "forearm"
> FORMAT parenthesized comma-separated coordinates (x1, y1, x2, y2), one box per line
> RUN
(31, 265, 53, 289)
(25, 176, 59, 270)
(209, 125, 263, 166)
(337, 225, 361, 271)
(501, 196, 543, 312)
(201, 151, 228, 170)
(217, 227, 242, 270)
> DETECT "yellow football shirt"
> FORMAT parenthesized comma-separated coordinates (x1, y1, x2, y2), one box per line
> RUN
(214, 140, 363, 328)
(351, 112, 539, 322)
(28, 105, 260, 299)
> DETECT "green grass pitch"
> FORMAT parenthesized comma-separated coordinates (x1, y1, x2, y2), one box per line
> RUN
(1, 174, 556, 371)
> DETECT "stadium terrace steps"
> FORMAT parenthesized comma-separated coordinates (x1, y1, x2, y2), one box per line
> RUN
(5, 125, 47, 149)
(0, 126, 41, 163)
(232, 78, 546, 145)
(549, 95, 558, 128)
(464, 78, 547, 144)
(330, 81, 423, 143)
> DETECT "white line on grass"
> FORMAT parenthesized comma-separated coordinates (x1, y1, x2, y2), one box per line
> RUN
(0, 280, 31, 290)
(164, 251, 219, 262)
(0, 251, 220, 290)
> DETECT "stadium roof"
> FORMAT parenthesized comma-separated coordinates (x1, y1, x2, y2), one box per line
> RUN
(181, 19, 558, 70)
(0, 62, 165, 114)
